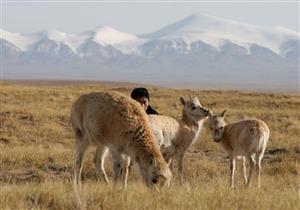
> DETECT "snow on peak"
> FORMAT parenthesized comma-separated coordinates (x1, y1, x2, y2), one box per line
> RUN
(1, 29, 17, 38)
(83, 26, 138, 45)
(1, 26, 138, 52)
(36, 30, 69, 41)
(141, 13, 300, 53)
(35, 30, 79, 52)
(1, 13, 299, 55)
(1, 30, 36, 51)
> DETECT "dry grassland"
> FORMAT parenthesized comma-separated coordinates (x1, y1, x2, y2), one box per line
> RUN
(0, 81, 299, 210)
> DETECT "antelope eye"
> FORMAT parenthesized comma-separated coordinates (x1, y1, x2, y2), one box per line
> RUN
(220, 126, 224, 129)
(191, 106, 196, 110)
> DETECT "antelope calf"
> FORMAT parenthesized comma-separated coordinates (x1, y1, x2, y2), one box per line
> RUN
(207, 109, 269, 188)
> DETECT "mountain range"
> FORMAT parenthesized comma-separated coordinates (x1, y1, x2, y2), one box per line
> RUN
(1, 14, 299, 91)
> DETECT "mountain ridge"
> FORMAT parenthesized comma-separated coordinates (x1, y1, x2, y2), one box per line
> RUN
(1, 13, 299, 91)
(1, 13, 299, 56)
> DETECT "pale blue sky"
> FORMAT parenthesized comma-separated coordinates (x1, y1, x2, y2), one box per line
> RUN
(2, 1, 300, 34)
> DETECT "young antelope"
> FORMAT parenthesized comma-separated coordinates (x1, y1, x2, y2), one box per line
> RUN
(208, 109, 269, 188)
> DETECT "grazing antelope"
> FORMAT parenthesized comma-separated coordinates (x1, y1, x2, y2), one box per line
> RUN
(70, 91, 172, 189)
(207, 109, 270, 188)
(97, 96, 209, 185)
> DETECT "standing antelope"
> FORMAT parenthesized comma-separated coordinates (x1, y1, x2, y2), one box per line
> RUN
(148, 96, 209, 185)
(207, 109, 270, 188)
(70, 91, 172, 189)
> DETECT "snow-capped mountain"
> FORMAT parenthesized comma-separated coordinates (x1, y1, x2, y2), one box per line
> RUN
(140, 14, 299, 55)
(1, 14, 299, 91)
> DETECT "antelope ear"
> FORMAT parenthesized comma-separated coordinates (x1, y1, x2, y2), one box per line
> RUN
(220, 109, 227, 118)
(180, 97, 185, 106)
